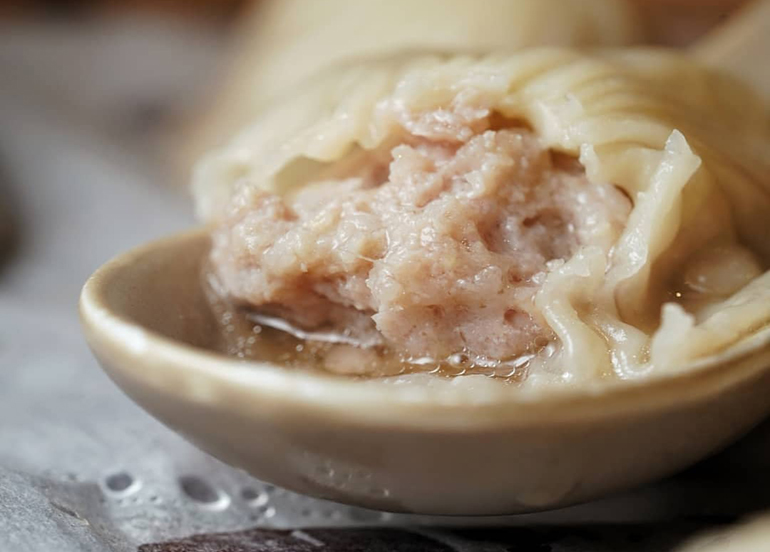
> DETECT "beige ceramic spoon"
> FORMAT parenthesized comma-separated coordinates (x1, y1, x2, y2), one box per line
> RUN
(80, 7, 770, 515)
(80, 228, 770, 515)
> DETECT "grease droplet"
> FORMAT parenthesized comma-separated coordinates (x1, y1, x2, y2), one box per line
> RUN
(241, 487, 269, 507)
(178, 476, 230, 510)
(105, 472, 135, 493)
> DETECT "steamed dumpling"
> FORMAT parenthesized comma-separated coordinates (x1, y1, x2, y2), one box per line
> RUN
(195, 49, 770, 387)
(178, 0, 642, 172)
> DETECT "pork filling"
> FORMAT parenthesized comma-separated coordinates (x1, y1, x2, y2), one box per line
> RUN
(211, 117, 631, 364)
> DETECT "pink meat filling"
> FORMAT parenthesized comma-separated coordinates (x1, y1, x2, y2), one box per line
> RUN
(211, 124, 631, 361)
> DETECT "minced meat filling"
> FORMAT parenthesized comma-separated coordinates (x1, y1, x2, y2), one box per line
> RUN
(211, 125, 631, 362)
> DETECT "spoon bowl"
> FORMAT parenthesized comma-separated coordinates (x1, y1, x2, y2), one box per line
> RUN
(79, 229, 770, 515)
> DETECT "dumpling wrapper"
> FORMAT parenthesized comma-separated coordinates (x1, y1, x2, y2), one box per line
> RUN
(176, 0, 642, 173)
(195, 49, 770, 388)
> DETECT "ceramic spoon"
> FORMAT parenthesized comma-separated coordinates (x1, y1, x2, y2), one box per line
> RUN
(79, 6, 770, 515)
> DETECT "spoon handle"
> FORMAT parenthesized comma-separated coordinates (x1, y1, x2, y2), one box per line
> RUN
(692, 0, 770, 100)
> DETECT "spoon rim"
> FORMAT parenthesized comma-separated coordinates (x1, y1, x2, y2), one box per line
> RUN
(79, 228, 770, 430)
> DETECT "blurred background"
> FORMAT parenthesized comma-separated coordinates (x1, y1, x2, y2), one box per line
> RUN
(0, 1, 768, 551)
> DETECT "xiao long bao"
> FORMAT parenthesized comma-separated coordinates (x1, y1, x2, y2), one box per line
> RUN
(194, 49, 770, 390)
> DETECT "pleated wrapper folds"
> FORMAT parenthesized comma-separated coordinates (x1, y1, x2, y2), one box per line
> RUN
(194, 49, 770, 386)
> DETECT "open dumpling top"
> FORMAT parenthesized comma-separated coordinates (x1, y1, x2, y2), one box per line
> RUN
(178, 0, 642, 171)
(194, 49, 770, 387)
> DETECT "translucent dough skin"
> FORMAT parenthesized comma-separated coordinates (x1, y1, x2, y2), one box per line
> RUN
(177, 0, 641, 172)
(196, 49, 770, 386)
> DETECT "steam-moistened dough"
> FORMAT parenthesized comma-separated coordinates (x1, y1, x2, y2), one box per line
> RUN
(178, 0, 642, 171)
(195, 49, 770, 387)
